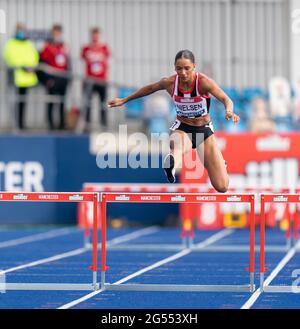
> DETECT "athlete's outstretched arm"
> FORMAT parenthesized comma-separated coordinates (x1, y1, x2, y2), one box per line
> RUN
(108, 78, 168, 108)
(203, 76, 240, 124)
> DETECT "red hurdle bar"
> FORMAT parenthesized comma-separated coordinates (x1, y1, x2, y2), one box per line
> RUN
(79, 183, 210, 247)
(0, 192, 95, 202)
(0, 192, 100, 291)
(100, 192, 256, 292)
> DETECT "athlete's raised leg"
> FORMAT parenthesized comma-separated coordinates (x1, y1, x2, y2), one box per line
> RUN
(164, 130, 193, 183)
(196, 134, 229, 193)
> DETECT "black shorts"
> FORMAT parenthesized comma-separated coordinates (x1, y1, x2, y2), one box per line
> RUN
(170, 120, 214, 149)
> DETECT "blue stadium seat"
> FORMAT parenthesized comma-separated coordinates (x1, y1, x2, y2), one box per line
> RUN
(223, 118, 247, 133)
(211, 118, 222, 131)
(291, 88, 296, 99)
(222, 87, 240, 102)
(242, 87, 265, 102)
(210, 97, 225, 120)
(118, 87, 144, 119)
(148, 117, 168, 134)
(274, 115, 295, 132)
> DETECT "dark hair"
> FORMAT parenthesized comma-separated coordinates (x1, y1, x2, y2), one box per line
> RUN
(174, 49, 195, 64)
(91, 27, 101, 34)
(52, 24, 62, 32)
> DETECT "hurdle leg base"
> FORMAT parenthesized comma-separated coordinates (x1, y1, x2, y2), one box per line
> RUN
(250, 273, 255, 292)
(263, 285, 300, 293)
(4, 283, 99, 291)
(260, 273, 265, 291)
(104, 283, 254, 292)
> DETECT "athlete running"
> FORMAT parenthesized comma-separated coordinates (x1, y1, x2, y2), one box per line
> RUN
(108, 50, 240, 192)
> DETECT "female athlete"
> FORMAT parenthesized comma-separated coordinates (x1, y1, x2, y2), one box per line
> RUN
(108, 50, 240, 192)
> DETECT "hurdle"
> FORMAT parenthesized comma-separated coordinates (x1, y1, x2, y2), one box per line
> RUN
(0, 192, 100, 291)
(260, 193, 300, 293)
(79, 183, 210, 249)
(100, 192, 256, 292)
(246, 188, 294, 252)
(80, 183, 293, 254)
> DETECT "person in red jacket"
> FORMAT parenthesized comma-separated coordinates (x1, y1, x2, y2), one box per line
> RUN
(81, 27, 111, 131)
(40, 24, 70, 130)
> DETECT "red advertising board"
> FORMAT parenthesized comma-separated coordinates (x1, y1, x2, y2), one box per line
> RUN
(180, 133, 300, 229)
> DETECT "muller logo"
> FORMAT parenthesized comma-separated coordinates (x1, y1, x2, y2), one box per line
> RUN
(180, 98, 194, 103)
(115, 195, 130, 201)
(171, 195, 186, 202)
(227, 196, 242, 202)
(256, 135, 290, 151)
(69, 194, 84, 201)
(13, 194, 28, 200)
(273, 196, 288, 202)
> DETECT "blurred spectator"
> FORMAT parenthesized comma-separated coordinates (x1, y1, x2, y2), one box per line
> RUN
(293, 80, 300, 129)
(3, 23, 39, 130)
(81, 27, 111, 131)
(249, 97, 276, 132)
(39, 24, 70, 130)
(143, 93, 172, 134)
(269, 77, 292, 119)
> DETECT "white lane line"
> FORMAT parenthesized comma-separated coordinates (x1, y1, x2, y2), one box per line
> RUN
(109, 229, 235, 286)
(0, 226, 161, 275)
(58, 228, 235, 309)
(241, 239, 300, 309)
(57, 250, 191, 310)
(0, 227, 78, 249)
(113, 249, 191, 285)
(0, 248, 86, 275)
(194, 229, 235, 248)
(58, 289, 106, 309)
(107, 226, 160, 246)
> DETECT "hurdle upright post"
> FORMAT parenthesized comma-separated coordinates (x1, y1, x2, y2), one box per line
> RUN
(285, 203, 292, 249)
(294, 206, 300, 241)
(249, 195, 255, 292)
(92, 193, 99, 289)
(100, 193, 107, 290)
(260, 195, 266, 291)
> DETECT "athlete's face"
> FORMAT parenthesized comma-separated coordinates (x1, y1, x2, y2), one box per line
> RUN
(175, 58, 195, 82)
